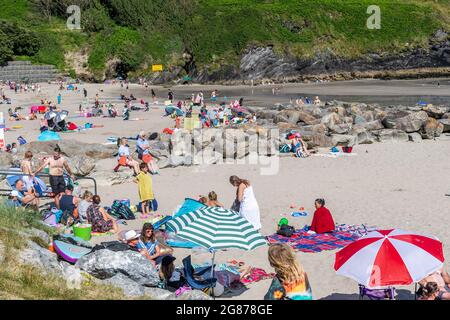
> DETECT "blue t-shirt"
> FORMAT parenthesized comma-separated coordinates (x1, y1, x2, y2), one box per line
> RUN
(137, 239, 159, 256)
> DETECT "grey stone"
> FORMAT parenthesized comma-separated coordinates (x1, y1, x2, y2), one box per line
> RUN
(176, 290, 213, 300)
(408, 133, 423, 143)
(0, 152, 13, 169)
(331, 134, 357, 147)
(394, 111, 429, 133)
(25, 140, 115, 160)
(438, 119, 450, 132)
(104, 274, 145, 297)
(375, 129, 409, 143)
(18, 241, 63, 276)
(76, 249, 160, 286)
(423, 105, 448, 119)
(88, 171, 134, 187)
(143, 287, 176, 300)
(354, 120, 384, 131)
(67, 155, 96, 177)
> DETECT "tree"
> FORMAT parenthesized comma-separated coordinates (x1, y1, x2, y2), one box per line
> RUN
(0, 30, 13, 66)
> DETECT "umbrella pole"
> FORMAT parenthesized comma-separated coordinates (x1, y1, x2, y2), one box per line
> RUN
(211, 250, 216, 300)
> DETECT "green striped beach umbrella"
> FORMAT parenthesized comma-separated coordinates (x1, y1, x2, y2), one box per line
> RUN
(166, 207, 267, 251)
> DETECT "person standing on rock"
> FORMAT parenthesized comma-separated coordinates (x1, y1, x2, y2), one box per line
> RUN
(33, 146, 75, 208)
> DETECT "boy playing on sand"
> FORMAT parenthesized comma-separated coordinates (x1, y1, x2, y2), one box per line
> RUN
(135, 163, 154, 215)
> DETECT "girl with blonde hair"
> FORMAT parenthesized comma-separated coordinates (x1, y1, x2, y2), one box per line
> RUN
(265, 243, 312, 300)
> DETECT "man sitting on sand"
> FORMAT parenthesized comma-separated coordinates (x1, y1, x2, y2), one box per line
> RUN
(419, 266, 450, 300)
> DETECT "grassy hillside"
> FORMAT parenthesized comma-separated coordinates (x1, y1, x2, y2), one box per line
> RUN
(1, 0, 449, 79)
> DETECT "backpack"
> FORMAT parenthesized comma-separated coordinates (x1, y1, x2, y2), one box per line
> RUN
(277, 224, 295, 238)
(60, 210, 79, 227)
(109, 201, 136, 220)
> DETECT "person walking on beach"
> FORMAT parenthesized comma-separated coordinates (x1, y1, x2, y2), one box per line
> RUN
(229, 175, 261, 230)
(33, 146, 75, 208)
(151, 89, 156, 101)
(168, 89, 174, 103)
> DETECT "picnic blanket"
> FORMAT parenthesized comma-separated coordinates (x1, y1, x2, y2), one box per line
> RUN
(267, 226, 360, 253)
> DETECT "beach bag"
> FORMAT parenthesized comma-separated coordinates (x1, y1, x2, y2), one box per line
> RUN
(231, 199, 240, 213)
(42, 209, 57, 226)
(149, 199, 158, 212)
(110, 200, 135, 220)
(118, 156, 127, 166)
(60, 210, 79, 227)
(277, 225, 295, 238)
(279, 144, 291, 153)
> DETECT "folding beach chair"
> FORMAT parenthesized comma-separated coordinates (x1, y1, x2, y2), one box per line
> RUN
(182, 255, 217, 293)
(359, 284, 396, 300)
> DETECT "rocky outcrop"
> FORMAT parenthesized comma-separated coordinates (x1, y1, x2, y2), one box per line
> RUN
(149, 30, 450, 84)
(24, 141, 115, 160)
(76, 249, 160, 286)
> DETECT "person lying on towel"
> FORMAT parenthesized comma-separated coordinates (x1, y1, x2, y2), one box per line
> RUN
(309, 198, 335, 234)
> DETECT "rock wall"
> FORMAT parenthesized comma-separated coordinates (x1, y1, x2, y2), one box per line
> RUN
(150, 30, 450, 84)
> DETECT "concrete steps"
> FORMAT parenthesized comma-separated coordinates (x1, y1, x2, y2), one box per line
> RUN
(0, 61, 59, 82)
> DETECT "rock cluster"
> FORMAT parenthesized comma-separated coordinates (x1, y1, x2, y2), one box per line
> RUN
(14, 229, 211, 300)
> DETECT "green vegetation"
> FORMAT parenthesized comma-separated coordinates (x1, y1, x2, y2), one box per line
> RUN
(0, 203, 132, 299)
(0, 0, 449, 78)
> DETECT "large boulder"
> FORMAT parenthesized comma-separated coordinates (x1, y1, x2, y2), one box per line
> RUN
(423, 105, 448, 119)
(25, 140, 115, 160)
(303, 134, 334, 148)
(0, 152, 13, 169)
(381, 110, 410, 129)
(88, 171, 135, 187)
(351, 128, 375, 145)
(328, 123, 352, 134)
(438, 119, 450, 132)
(76, 249, 160, 286)
(321, 112, 343, 128)
(394, 111, 429, 133)
(18, 241, 63, 276)
(331, 134, 357, 147)
(67, 155, 96, 177)
(421, 118, 444, 139)
(353, 120, 384, 131)
(408, 133, 423, 143)
(103, 274, 145, 297)
(375, 129, 409, 143)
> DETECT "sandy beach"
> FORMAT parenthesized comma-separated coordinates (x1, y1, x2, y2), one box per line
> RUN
(2, 80, 450, 300)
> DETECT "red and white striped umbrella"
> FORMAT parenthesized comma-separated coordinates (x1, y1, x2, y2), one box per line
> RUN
(334, 229, 445, 288)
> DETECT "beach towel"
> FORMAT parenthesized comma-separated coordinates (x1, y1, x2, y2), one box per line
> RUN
(241, 268, 276, 285)
(335, 224, 377, 237)
(267, 226, 360, 253)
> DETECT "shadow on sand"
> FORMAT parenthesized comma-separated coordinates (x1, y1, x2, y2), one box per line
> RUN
(319, 289, 415, 300)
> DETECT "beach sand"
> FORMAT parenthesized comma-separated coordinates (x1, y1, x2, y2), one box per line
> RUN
(3, 82, 450, 300)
